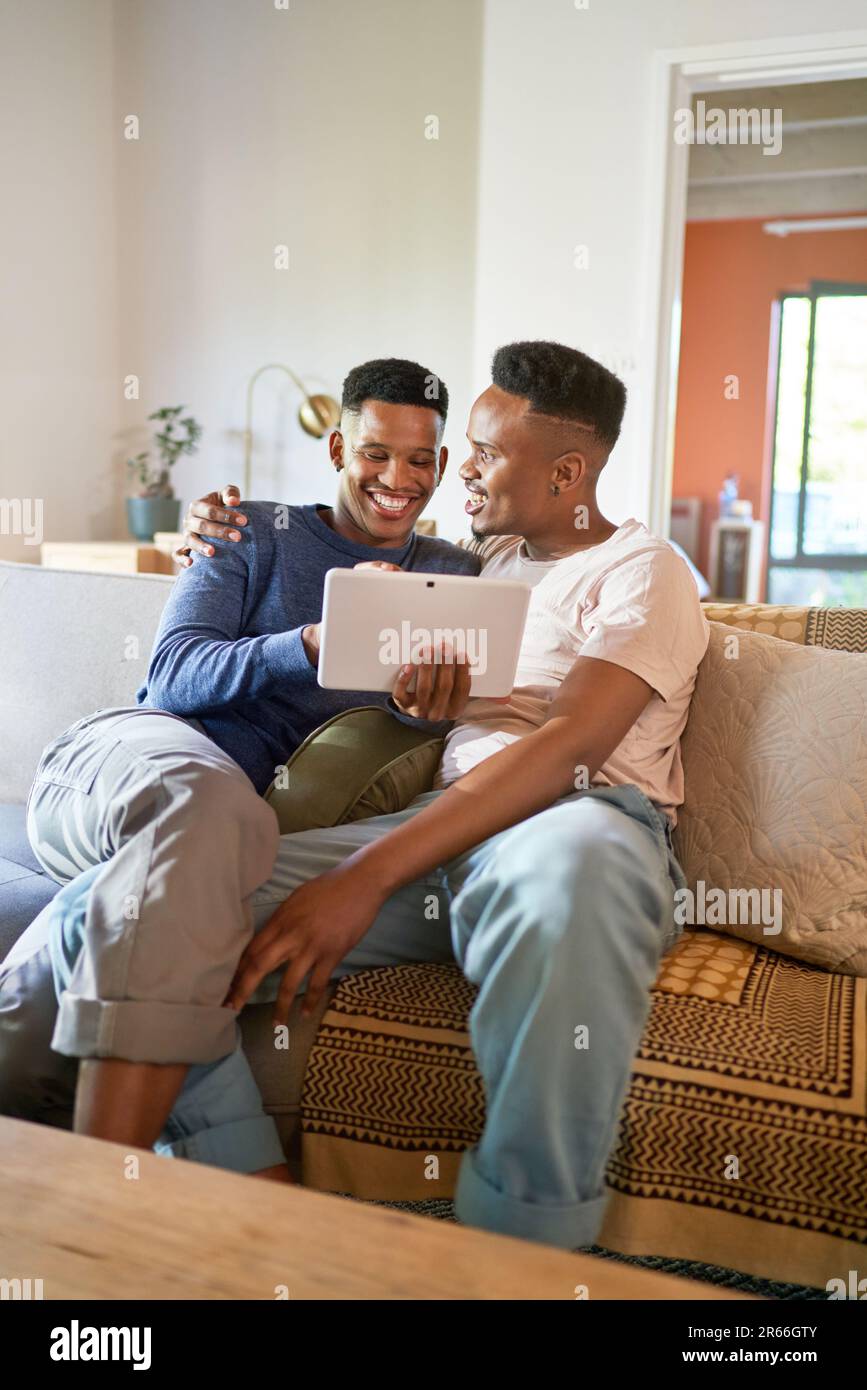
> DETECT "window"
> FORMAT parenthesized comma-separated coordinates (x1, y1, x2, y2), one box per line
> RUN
(767, 282, 867, 607)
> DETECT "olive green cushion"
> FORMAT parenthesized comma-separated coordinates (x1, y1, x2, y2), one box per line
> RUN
(264, 706, 443, 834)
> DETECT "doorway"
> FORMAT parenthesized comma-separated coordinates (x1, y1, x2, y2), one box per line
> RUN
(648, 33, 867, 608)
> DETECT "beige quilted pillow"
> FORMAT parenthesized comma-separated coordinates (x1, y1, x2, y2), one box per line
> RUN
(674, 622, 867, 975)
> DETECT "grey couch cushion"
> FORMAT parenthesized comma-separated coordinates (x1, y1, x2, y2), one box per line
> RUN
(0, 560, 173, 802)
(0, 804, 59, 961)
(0, 802, 42, 872)
(0, 560, 172, 958)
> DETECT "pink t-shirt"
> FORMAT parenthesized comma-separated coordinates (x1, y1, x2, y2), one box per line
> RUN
(435, 520, 710, 821)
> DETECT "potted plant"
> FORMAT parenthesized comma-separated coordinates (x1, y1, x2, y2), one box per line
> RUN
(126, 406, 202, 541)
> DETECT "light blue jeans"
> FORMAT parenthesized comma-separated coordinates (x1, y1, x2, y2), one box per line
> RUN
(23, 784, 685, 1248)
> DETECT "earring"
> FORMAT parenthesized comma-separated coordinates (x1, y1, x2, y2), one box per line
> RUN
(550, 484, 560, 498)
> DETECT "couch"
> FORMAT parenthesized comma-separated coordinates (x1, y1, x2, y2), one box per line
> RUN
(2, 558, 865, 1290)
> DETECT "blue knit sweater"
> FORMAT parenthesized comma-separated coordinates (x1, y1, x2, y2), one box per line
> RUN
(137, 502, 479, 792)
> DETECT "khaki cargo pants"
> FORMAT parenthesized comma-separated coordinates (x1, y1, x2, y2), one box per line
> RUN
(23, 707, 280, 1064)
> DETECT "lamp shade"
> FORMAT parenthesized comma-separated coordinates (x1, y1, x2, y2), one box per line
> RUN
(299, 393, 341, 438)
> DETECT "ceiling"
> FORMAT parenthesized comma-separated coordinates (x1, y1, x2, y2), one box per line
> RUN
(687, 78, 867, 220)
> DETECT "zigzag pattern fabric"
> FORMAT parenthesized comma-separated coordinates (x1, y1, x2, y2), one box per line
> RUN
(807, 608, 867, 653)
(299, 604, 867, 1288)
(302, 939, 867, 1286)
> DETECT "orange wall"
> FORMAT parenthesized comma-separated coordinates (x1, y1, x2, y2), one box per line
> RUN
(671, 216, 867, 583)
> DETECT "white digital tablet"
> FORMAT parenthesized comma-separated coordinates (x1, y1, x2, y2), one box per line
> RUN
(317, 568, 531, 698)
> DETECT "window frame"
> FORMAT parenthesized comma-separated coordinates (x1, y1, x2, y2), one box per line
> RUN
(767, 280, 867, 591)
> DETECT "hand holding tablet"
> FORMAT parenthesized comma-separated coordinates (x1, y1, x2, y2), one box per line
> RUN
(317, 566, 531, 700)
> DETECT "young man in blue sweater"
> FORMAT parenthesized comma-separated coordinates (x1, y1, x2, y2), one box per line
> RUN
(4, 358, 476, 1178)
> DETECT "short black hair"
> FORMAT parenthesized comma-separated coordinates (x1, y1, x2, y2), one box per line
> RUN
(491, 341, 626, 451)
(341, 357, 448, 425)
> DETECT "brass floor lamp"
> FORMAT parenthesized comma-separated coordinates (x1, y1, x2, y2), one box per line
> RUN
(243, 363, 340, 499)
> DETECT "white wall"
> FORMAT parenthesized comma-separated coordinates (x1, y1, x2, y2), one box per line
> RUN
(0, 0, 118, 563)
(113, 0, 483, 541)
(473, 0, 867, 528)
(5, 0, 867, 559)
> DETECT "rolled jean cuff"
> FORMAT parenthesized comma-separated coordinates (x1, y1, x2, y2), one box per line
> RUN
(52, 994, 239, 1064)
(155, 1115, 286, 1174)
(454, 1148, 609, 1251)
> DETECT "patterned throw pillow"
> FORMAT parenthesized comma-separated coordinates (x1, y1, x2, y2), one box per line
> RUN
(674, 622, 867, 975)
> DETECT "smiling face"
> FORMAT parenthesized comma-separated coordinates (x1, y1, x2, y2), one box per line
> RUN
(460, 384, 569, 540)
(329, 400, 447, 547)
(460, 382, 611, 555)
